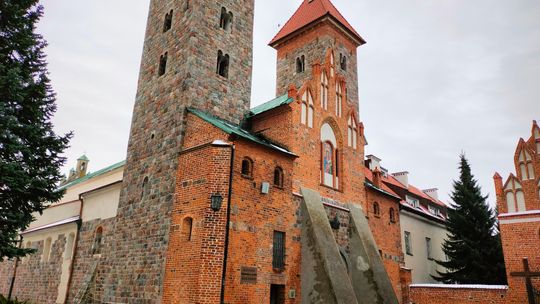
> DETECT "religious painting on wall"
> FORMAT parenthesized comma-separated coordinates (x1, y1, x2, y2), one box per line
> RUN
(323, 142, 334, 175)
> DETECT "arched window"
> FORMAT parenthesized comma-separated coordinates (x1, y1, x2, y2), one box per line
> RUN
(296, 55, 305, 73)
(320, 71, 328, 110)
(216, 50, 230, 78)
(158, 52, 168, 76)
(329, 52, 335, 77)
(142, 176, 150, 199)
(389, 208, 396, 223)
(516, 191, 526, 212)
(163, 10, 173, 32)
(220, 7, 233, 31)
(518, 149, 535, 180)
(505, 178, 524, 213)
(92, 227, 103, 255)
(181, 217, 193, 242)
(320, 123, 339, 189)
(373, 202, 380, 217)
(65, 233, 75, 261)
(274, 167, 284, 188)
(301, 89, 314, 128)
(335, 82, 343, 117)
(340, 53, 347, 71)
(42, 237, 52, 262)
(348, 115, 358, 150)
(241, 157, 253, 177)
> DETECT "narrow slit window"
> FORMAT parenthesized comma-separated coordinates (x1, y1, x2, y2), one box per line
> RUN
(274, 167, 284, 188)
(158, 52, 168, 76)
(335, 82, 343, 117)
(182, 217, 193, 241)
(216, 50, 230, 78)
(296, 55, 305, 73)
(340, 53, 347, 71)
(163, 10, 173, 32)
(220, 7, 233, 31)
(320, 72, 328, 110)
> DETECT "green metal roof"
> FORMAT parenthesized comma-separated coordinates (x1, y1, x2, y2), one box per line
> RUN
(188, 108, 296, 157)
(246, 94, 294, 118)
(77, 154, 89, 161)
(58, 160, 126, 191)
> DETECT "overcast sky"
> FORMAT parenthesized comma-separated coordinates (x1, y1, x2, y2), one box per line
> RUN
(37, 0, 540, 206)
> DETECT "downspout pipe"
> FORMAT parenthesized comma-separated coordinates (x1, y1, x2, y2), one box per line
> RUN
(220, 142, 235, 304)
(8, 235, 23, 300)
(63, 194, 84, 303)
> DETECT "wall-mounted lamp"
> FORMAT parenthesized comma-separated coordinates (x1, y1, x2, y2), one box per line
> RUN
(210, 193, 223, 211)
(330, 215, 341, 230)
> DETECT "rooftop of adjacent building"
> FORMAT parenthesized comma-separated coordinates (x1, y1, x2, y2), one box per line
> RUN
(364, 154, 448, 223)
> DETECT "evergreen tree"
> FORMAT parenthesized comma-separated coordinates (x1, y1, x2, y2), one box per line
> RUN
(433, 154, 506, 284)
(0, 0, 72, 259)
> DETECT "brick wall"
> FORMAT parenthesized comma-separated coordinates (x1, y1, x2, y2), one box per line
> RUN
(274, 21, 360, 107)
(409, 286, 508, 304)
(498, 212, 540, 304)
(365, 189, 404, 301)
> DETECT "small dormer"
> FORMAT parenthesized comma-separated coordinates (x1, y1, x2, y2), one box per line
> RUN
(76, 154, 89, 178)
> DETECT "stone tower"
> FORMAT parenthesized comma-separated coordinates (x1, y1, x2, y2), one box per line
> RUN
(270, 0, 365, 106)
(99, 0, 254, 302)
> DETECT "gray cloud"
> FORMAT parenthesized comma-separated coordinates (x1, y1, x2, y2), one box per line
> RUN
(38, 0, 540, 206)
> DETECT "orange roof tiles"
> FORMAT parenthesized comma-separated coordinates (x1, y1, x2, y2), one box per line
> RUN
(269, 0, 365, 46)
(364, 168, 400, 198)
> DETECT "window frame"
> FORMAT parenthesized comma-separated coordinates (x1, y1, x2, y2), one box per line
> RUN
(273, 167, 284, 189)
(272, 231, 286, 270)
(404, 231, 413, 256)
(241, 157, 254, 178)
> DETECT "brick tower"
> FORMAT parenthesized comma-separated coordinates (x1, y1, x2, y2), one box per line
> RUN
(99, 1, 255, 302)
(270, 0, 365, 106)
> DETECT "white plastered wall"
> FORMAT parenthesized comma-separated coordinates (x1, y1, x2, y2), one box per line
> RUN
(81, 183, 121, 222)
(400, 210, 448, 283)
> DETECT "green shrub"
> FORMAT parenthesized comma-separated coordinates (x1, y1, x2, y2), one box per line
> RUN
(0, 295, 30, 304)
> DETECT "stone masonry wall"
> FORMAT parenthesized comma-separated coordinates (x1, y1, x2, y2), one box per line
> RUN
(66, 218, 115, 303)
(99, 0, 254, 302)
(2, 234, 67, 303)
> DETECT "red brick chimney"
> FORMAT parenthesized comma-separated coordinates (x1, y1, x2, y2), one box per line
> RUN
(373, 167, 382, 189)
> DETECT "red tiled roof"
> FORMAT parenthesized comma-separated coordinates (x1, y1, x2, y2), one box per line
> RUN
(364, 168, 400, 198)
(376, 170, 448, 208)
(269, 0, 365, 46)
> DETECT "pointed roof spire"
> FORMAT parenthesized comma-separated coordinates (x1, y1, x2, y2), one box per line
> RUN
(269, 0, 365, 47)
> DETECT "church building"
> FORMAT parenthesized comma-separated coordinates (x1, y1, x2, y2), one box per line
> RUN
(5, 0, 516, 303)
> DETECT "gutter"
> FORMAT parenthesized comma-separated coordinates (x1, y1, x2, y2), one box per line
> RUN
(64, 194, 85, 303)
(220, 142, 235, 304)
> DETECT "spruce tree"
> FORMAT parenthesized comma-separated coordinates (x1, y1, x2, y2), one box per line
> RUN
(433, 154, 506, 284)
(0, 0, 72, 259)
